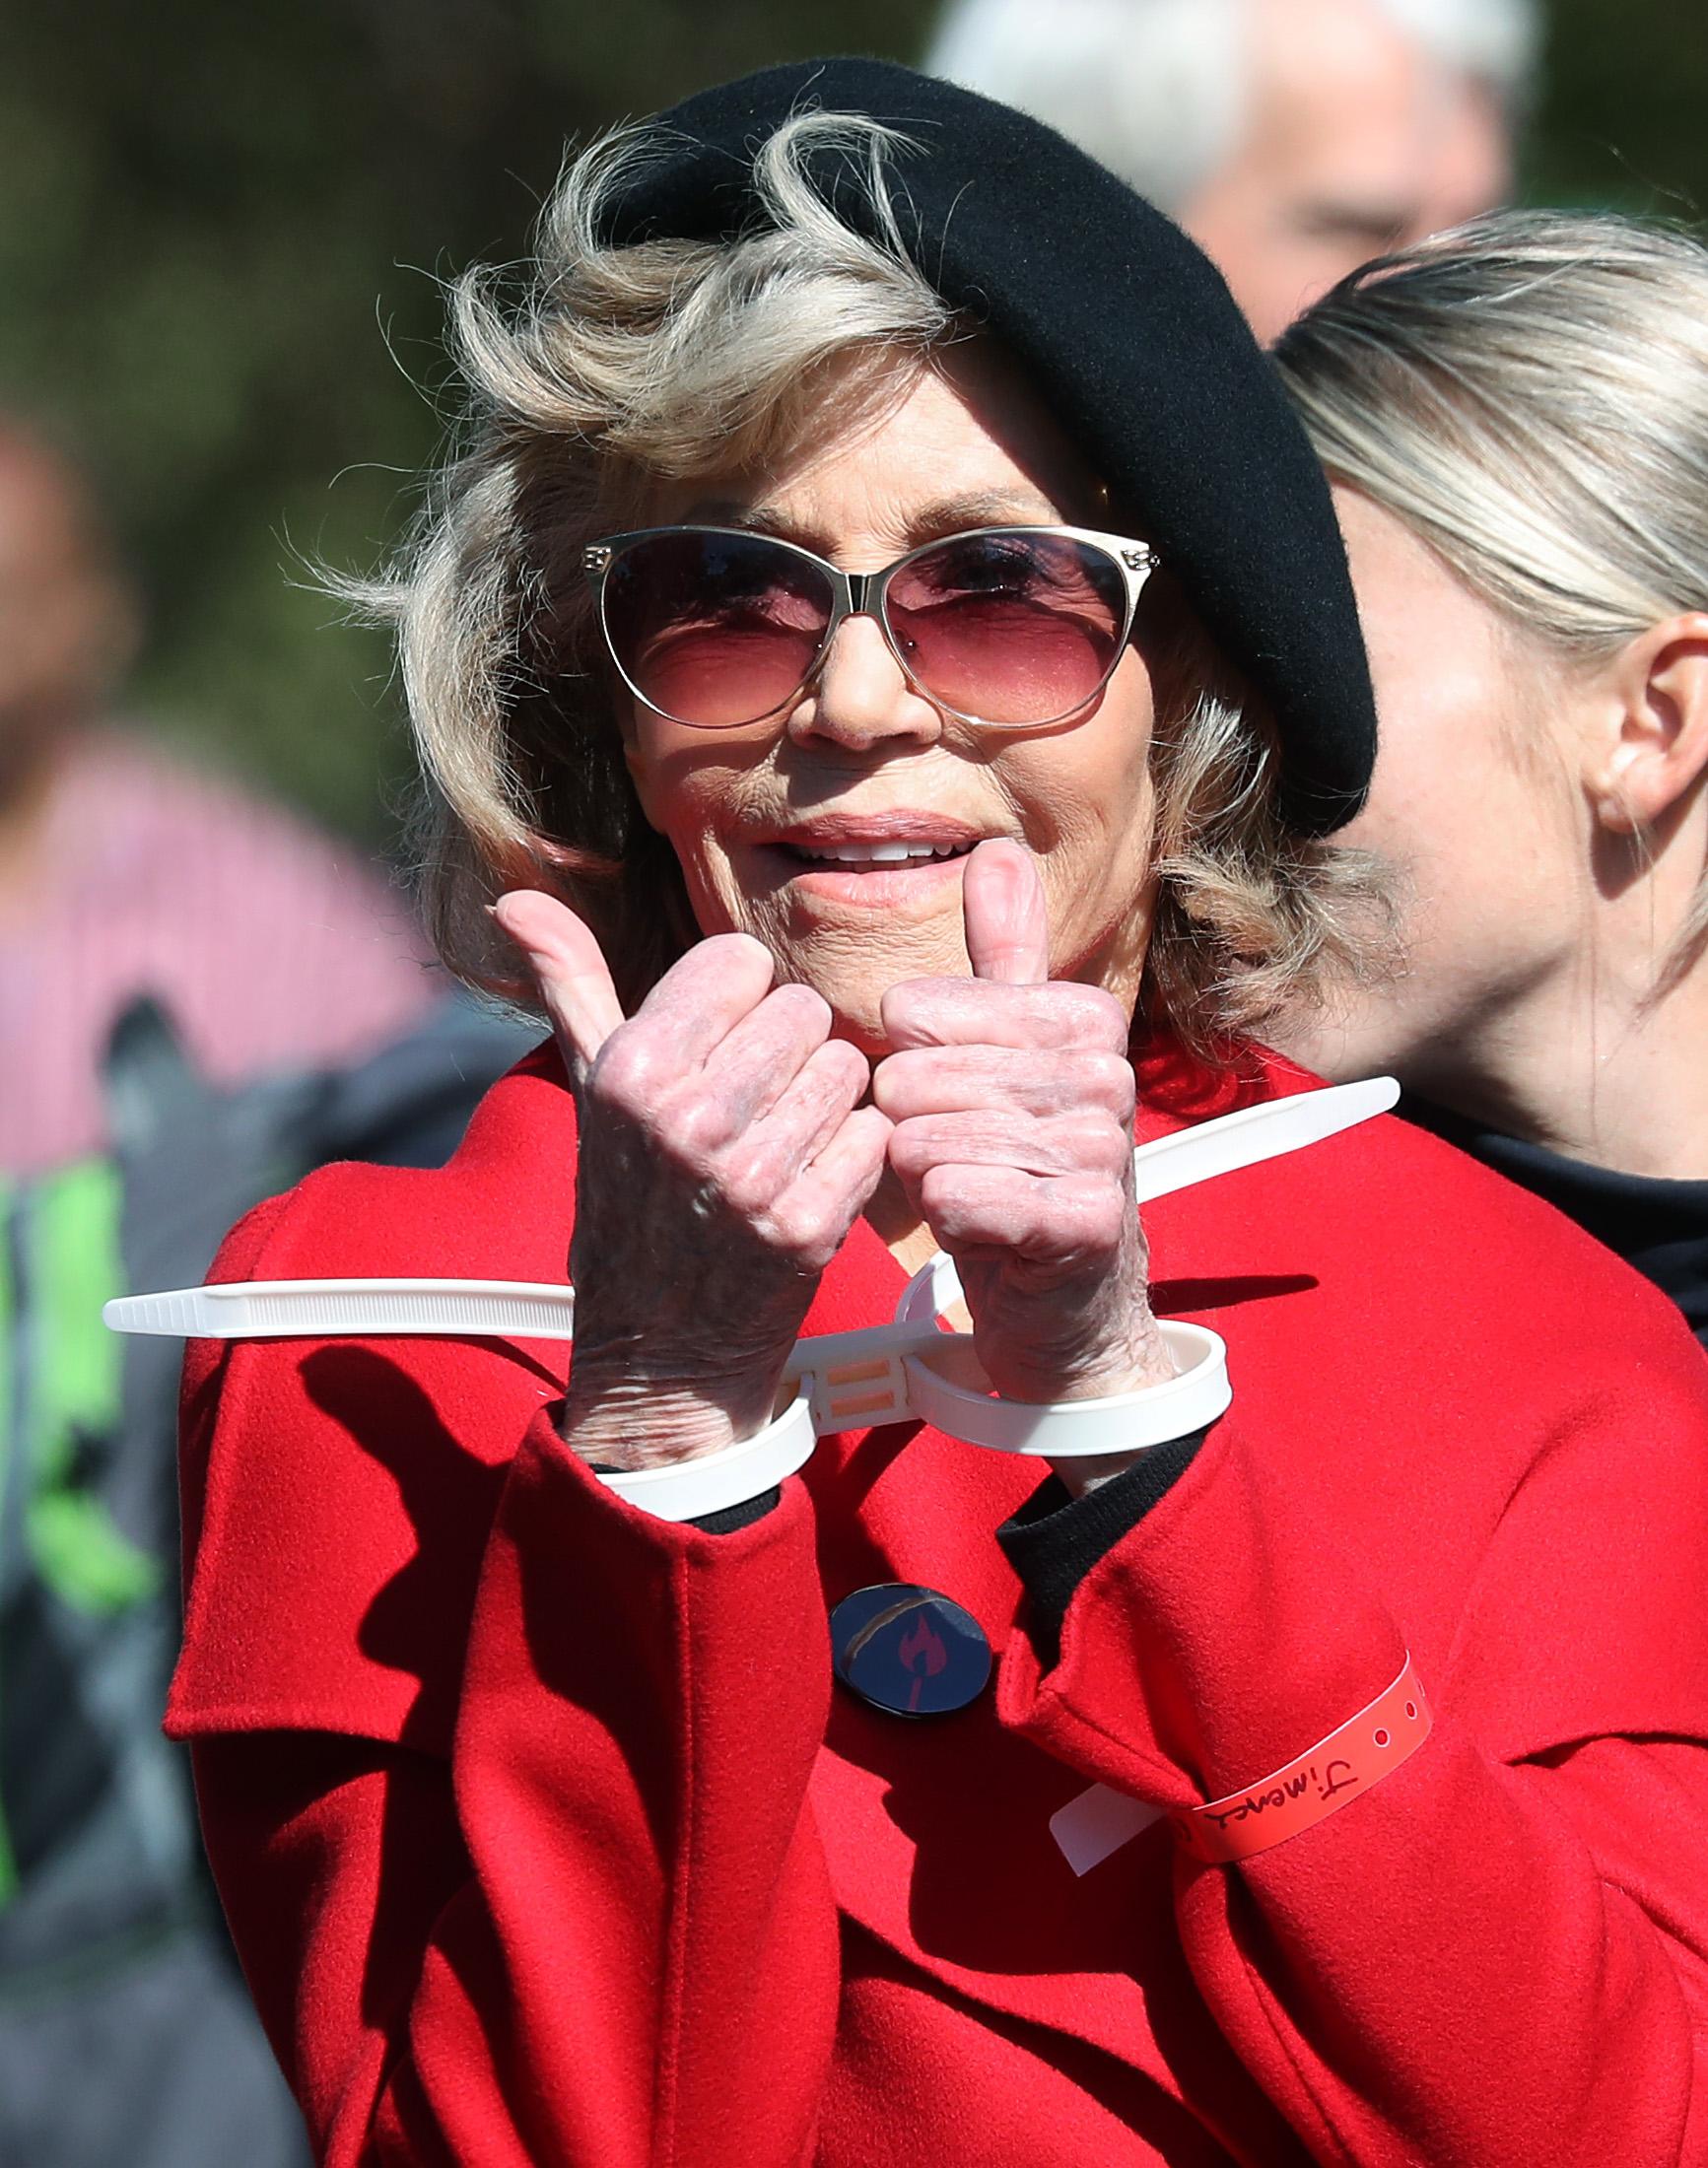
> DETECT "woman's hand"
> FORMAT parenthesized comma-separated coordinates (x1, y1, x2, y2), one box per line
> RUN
(873, 842, 1174, 1424)
(495, 892, 891, 1471)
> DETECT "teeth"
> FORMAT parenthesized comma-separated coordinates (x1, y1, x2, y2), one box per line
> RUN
(799, 841, 970, 864)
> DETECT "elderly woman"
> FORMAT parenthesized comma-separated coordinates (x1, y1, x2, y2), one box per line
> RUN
(1272, 213, 1708, 1350)
(168, 64, 1708, 2168)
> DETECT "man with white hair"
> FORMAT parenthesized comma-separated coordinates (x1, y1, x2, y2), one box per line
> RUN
(925, 0, 1538, 340)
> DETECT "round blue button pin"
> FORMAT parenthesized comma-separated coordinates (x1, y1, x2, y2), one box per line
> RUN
(830, 1583, 992, 1718)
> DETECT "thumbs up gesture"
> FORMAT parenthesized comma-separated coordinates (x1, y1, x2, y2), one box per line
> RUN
(874, 840, 1174, 1413)
(494, 891, 891, 1470)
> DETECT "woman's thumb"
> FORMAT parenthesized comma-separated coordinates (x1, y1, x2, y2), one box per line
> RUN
(961, 839, 1050, 985)
(491, 890, 626, 1076)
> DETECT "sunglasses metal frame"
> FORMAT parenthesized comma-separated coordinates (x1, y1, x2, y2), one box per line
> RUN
(581, 522, 1161, 730)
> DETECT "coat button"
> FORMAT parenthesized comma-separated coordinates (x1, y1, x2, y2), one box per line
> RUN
(830, 1583, 992, 1717)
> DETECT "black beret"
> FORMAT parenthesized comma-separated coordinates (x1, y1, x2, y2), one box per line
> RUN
(601, 56, 1375, 835)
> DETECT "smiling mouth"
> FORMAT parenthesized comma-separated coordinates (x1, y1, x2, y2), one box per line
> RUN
(779, 839, 978, 867)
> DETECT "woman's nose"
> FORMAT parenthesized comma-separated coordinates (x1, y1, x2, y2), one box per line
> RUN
(786, 612, 943, 751)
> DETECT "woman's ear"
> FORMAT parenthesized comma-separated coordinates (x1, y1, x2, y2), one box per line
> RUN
(1587, 613, 1708, 835)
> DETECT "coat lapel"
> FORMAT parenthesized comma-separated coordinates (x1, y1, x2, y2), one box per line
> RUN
(795, 1221, 1258, 2137)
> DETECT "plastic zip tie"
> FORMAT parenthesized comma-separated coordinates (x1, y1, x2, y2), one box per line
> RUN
(902, 1317, 1231, 1457)
(895, 1073, 1398, 1324)
(782, 1321, 949, 1433)
(596, 1390, 817, 1522)
(104, 1076, 1397, 1448)
(102, 1278, 575, 1342)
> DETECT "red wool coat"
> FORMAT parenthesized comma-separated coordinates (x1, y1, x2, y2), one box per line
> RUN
(170, 1039, 1708, 2167)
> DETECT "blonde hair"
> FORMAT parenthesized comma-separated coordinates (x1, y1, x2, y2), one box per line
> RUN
(365, 110, 1376, 1039)
(1275, 210, 1708, 989)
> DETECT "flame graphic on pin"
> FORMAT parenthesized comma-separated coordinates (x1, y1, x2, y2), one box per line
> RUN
(898, 1609, 949, 1714)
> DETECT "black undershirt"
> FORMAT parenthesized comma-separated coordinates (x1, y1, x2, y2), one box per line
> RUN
(992, 1429, 1208, 1663)
(682, 1426, 1213, 1660)
(1403, 1096, 1708, 1354)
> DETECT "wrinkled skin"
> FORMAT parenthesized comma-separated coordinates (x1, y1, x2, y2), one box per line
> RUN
(496, 886, 889, 1467)
(496, 839, 1171, 1475)
(621, 345, 1160, 1052)
(874, 840, 1167, 1405)
(496, 344, 1177, 1480)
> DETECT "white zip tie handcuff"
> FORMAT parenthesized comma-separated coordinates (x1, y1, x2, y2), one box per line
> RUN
(106, 1077, 1397, 1521)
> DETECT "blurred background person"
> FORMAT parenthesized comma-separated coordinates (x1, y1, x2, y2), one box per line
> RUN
(1272, 213, 1708, 1349)
(925, 0, 1539, 337)
(0, 421, 528, 2168)
(0, 425, 434, 1174)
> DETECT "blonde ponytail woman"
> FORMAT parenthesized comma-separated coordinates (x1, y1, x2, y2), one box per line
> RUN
(1276, 211, 1708, 1344)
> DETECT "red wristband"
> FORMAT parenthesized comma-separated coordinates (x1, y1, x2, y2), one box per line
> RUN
(1175, 1654, 1431, 1864)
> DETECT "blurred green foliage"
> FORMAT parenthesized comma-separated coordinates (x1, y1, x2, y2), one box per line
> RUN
(0, 1, 1700, 846)
(0, 1, 937, 841)
(1530, 0, 1708, 216)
